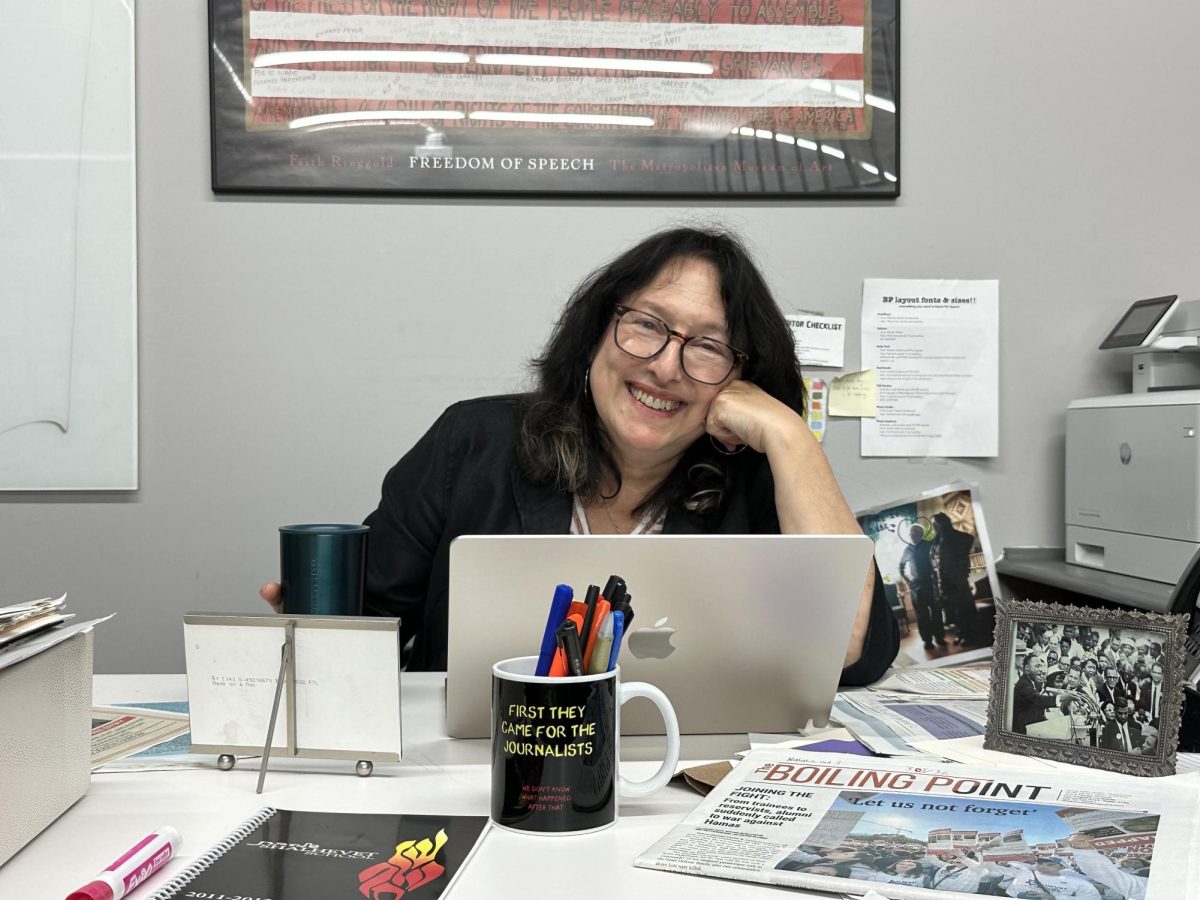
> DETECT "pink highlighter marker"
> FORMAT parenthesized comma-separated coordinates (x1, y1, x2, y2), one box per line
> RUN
(67, 826, 181, 900)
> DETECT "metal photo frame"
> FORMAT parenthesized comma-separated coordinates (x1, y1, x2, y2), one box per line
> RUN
(207, 0, 899, 198)
(183, 613, 403, 776)
(985, 599, 1187, 778)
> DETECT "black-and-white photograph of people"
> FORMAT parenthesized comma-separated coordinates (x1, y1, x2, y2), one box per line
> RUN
(1004, 619, 1165, 753)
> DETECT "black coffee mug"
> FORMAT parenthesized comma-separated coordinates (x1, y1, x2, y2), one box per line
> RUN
(491, 655, 680, 835)
(279, 524, 368, 616)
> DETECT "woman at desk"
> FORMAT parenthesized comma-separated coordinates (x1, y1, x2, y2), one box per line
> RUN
(263, 227, 898, 683)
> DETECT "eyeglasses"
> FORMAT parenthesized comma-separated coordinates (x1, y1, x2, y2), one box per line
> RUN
(612, 305, 748, 385)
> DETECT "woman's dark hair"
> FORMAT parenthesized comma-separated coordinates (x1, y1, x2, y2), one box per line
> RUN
(883, 858, 924, 876)
(798, 861, 853, 878)
(519, 226, 805, 514)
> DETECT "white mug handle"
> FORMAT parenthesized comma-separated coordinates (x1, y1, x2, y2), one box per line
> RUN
(617, 681, 680, 798)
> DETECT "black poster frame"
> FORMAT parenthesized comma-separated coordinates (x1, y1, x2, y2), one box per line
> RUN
(208, 0, 899, 198)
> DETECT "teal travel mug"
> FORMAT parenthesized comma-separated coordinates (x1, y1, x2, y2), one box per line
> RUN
(279, 524, 368, 616)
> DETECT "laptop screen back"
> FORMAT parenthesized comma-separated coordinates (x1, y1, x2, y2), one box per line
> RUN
(446, 534, 875, 738)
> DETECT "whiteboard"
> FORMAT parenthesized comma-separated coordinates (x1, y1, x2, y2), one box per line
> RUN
(183, 614, 403, 760)
(0, 0, 137, 489)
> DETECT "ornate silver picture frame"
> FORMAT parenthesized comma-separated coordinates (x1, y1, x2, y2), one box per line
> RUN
(985, 599, 1187, 778)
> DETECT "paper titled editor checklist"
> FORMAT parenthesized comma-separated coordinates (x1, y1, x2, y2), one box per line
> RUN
(861, 278, 999, 457)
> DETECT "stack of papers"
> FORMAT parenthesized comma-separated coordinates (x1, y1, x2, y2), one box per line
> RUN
(868, 665, 991, 699)
(827, 667, 993, 755)
(832, 691, 989, 756)
(0, 597, 112, 674)
(0, 594, 70, 649)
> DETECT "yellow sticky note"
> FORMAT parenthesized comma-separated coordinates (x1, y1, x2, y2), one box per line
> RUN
(829, 369, 877, 417)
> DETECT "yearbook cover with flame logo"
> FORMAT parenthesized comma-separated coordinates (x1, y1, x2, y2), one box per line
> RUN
(147, 808, 489, 900)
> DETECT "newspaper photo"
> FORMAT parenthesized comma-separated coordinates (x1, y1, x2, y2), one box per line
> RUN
(856, 484, 1000, 669)
(635, 750, 1200, 899)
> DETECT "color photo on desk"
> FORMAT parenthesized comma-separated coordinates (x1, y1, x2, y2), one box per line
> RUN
(775, 791, 1160, 899)
(856, 484, 1000, 669)
(985, 599, 1188, 777)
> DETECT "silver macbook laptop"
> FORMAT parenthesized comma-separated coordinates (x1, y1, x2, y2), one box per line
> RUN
(446, 534, 875, 738)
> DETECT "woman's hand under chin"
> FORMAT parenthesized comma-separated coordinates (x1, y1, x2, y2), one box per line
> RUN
(703, 380, 809, 455)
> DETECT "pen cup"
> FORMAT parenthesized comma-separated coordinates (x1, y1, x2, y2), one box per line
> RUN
(279, 524, 368, 616)
(491, 655, 680, 835)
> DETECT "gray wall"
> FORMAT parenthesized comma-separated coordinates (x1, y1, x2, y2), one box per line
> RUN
(3, 1, 1198, 673)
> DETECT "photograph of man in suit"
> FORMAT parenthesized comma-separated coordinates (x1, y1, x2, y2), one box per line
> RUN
(1011, 653, 1058, 735)
(1097, 667, 1128, 710)
(931, 512, 980, 645)
(899, 524, 945, 651)
(1138, 662, 1166, 727)
(1099, 698, 1142, 752)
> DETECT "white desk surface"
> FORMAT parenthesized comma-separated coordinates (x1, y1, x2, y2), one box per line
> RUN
(1, 672, 839, 898)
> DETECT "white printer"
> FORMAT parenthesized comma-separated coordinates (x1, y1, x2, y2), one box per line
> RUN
(1066, 295, 1200, 584)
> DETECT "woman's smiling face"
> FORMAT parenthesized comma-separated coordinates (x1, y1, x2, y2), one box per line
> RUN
(589, 256, 736, 470)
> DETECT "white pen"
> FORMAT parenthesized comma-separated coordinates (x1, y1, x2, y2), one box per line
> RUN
(589, 613, 615, 675)
(66, 826, 180, 900)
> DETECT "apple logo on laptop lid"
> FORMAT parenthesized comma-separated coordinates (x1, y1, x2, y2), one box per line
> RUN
(627, 617, 676, 660)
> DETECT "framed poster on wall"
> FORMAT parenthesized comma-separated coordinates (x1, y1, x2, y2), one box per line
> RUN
(208, 0, 899, 198)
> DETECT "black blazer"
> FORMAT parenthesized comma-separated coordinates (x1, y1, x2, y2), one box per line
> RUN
(363, 395, 898, 682)
(1011, 673, 1056, 735)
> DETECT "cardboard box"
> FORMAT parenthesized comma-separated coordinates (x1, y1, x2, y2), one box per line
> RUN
(0, 630, 92, 866)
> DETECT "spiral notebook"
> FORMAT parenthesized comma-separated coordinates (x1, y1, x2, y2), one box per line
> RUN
(147, 808, 489, 900)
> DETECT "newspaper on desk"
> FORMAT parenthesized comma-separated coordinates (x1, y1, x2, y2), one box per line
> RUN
(636, 749, 1200, 899)
(91, 705, 191, 770)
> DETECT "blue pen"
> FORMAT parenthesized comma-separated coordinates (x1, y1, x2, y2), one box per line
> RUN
(535, 584, 574, 676)
(606, 610, 625, 671)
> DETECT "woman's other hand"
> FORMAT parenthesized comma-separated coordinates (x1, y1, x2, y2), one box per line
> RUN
(260, 582, 283, 613)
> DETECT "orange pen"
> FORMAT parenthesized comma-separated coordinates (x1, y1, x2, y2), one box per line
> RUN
(565, 612, 585, 637)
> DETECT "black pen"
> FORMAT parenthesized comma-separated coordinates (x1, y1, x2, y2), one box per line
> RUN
(602, 575, 627, 608)
(617, 595, 634, 630)
(557, 620, 585, 676)
(579, 584, 600, 658)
